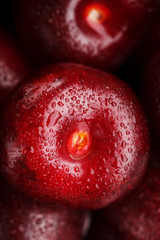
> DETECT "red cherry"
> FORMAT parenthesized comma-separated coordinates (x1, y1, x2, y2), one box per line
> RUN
(0, 180, 90, 240)
(106, 168, 160, 240)
(15, 0, 157, 71)
(143, 51, 160, 142)
(0, 29, 30, 103)
(0, 63, 149, 209)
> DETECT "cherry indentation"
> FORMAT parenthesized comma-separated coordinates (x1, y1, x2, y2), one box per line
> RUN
(84, 3, 110, 25)
(67, 130, 92, 160)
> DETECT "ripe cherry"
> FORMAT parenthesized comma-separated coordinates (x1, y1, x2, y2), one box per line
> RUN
(15, 0, 157, 71)
(0, 29, 30, 103)
(0, 63, 149, 209)
(0, 180, 90, 240)
(106, 168, 160, 240)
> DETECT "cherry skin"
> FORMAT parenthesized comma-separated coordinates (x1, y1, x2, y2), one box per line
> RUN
(143, 51, 160, 142)
(0, 29, 30, 103)
(15, 0, 157, 71)
(0, 180, 90, 240)
(0, 63, 149, 209)
(105, 168, 160, 240)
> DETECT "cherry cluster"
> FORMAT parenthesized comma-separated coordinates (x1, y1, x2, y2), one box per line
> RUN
(0, 0, 159, 239)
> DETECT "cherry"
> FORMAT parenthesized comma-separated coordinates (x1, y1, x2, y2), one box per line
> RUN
(0, 29, 30, 103)
(105, 168, 160, 240)
(0, 180, 90, 240)
(15, 0, 157, 71)
(0, 63, 149, 209)
(143, 51, 160, 142)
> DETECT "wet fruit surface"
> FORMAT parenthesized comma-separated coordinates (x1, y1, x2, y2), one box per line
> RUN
(15, 0, 157, 71)
(0, 63, 149, 209)
(106, 169, 160, 240)
(0, 180, 90, 240)
(0, 29, 30, 103)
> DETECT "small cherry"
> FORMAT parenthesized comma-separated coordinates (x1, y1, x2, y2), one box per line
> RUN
(0, 180, 90, 240)
(0, 63, 149, 209)
(105, 168, 160, 240)
(0, 29, 30, 103)
(15, 0, 157, 71)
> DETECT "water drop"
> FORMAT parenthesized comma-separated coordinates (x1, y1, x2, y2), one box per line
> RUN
(111, 102, 117, 107)
(132, 114, 137, 124)
(74, 166, 80, 172)
(57, 101, 64, 107)
(49, 128, 53, 133)
(69, 89, 76, 95)
(71, 96, 77, 101)
(128, 148, 133, 153)
(65, 98, 69, 102)
(90, 168, 95, 175)
(121, 154, 128, 162)
(118, 131, 122, 137)
(52, 102, 56, 108)
(46, 110, 62, 127)
(30, 147, 34, 153)
(95, 184, 99, 189)
(60, 94, 64, 100)
(126, 130, 130, 135)
(105, 99, 108, 106)
(121, 141, 126, 148)
(120, 122, 125, 128)
(124, 165, 129, 171)
(68, 108, 74, 116)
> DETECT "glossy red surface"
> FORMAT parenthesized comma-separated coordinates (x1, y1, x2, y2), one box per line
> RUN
(106, 169, 160, 240)
(0, 63, 149, 209)
(0, 29, 30, 103)
(15, 0, 157, 71)
(143, 52, 160, 142)
(0, 181, 90, 240)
